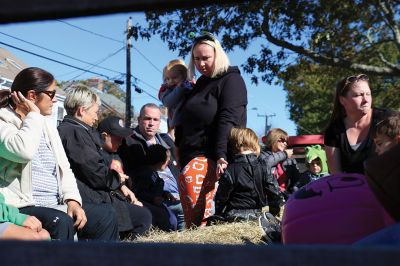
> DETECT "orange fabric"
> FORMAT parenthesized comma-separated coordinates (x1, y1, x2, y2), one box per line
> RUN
(178, 157, 218, 227)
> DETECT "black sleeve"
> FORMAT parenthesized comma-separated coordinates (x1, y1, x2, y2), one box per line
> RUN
(260, 151, 288, 169)
(284, 158, 301, 192)
(262, 165, 282, 213)
(214, 170, 235, 215)
(60, 127, 119, 191)
(215, 73, 247, 160)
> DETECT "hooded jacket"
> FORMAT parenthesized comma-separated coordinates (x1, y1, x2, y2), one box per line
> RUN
(174, 66, 247, 167)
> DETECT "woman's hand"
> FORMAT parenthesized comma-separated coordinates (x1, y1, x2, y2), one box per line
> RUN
(66, 200, 87, 230)
(119, 173, 129, 183)
(23, 215, 43, 232)
(216, 158, 228, 177)
(11, 91, 40, 115)
(120, 185, 143, 206)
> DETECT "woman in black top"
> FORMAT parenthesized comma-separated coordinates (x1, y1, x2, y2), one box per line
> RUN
(324, 74, 391, 174)
(175, 33, 247, 226)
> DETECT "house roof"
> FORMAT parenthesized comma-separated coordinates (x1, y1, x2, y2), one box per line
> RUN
(0, 47, 29, 81)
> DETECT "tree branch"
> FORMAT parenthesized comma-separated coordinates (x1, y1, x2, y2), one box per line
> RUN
(378, 0, 400, 50)
(261, 16, 400, 76)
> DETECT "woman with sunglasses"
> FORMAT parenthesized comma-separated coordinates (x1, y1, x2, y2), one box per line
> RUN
(261, 128, 300, 201)
(174, 33, 247, 226)
(0, 67, 119, 240)
(324, 74, 392, 174)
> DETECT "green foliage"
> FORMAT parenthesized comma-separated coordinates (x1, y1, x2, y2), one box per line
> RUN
(137, 0, 400, 133)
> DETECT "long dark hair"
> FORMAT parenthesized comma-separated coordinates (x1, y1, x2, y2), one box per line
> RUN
(11, 67, 54, 95)
(327, 74, 370, 125)
(0, 89, 11, 108)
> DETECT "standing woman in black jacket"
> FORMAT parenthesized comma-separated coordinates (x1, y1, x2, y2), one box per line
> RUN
(175, 33, 247, 226)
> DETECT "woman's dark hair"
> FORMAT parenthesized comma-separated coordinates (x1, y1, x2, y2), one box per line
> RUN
(0, 89, 11, 108)
(327, 74, 370, 125)
(11, 67, 55, 96)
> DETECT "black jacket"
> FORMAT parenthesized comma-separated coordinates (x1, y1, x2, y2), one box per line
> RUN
(58, 115, 132, 232)
(260, 150, 300, 195)
(118, 127, 180, 183)
(215, 153, 281, 216)
(174, 66, 247, 167)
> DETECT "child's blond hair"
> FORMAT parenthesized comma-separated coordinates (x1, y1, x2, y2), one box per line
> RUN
(168, 64, 189, 82)
(229, 127, 261, 156)
(162, 59, 186, 82)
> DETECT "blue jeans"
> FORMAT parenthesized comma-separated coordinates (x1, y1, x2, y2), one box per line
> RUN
(20, 203, 118, 241)
(165, 193, 185, 230)
(355, 223, 400, 245)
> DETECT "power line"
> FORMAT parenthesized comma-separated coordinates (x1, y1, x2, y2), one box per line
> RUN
(0, 41, 160, 101)
(0, 31, 125, 75)
(57, 19, 162, 74)
(0, 41, 111, 79)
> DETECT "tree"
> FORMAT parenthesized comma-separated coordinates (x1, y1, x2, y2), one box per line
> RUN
(136, 0, 400, 84)
(136, 0, 400, 133)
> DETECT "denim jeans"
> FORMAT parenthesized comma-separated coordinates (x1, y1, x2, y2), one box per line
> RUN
(165, 193, 185, 230)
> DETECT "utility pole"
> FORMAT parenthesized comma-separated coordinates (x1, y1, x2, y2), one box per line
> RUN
(125, 17, 132, 128)
(257, 113, 276, 136)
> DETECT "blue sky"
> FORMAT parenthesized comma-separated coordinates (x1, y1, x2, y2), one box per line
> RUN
(0, 12, 297, 136)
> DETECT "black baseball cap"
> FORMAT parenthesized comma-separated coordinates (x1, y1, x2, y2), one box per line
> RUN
(97, 116, 132, 138)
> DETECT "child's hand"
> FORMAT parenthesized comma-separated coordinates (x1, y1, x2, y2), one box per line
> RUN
(163, 192, 177, 202)
(23, 216, 43, 232)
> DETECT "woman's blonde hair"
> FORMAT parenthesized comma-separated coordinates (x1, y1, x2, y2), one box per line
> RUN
(265, 128, 288, 150)
(64, 84, 101, 115)
(188, 34, 230, 80)
(229, 127, 260, 156)
(162, 59, 186, 82)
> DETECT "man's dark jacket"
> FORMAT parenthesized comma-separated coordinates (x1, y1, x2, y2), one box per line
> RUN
(118, 126, 180, 187)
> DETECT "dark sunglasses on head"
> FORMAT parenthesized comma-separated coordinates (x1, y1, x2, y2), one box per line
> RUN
(193, 32, 217, 44)
(340, 74, 369, 94)
(345, 74, 369, 83)
(37, 90, 56, 99)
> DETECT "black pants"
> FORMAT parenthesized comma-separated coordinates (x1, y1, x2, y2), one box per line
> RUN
(125, 203, 152, 236)
(142, 201, 173, 231)
(20, 203, 118, 241)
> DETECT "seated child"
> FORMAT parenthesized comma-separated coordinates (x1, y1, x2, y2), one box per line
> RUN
(215, 128, 282, 222)
(133, 144, 182, 231)
(158, 59, 193, 128)
(296, 144, 329, 188)
(1, 192, 50, 240)
(356, 113, 400, 244)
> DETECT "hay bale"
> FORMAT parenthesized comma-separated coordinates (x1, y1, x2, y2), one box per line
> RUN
(133, 221, 264, 245)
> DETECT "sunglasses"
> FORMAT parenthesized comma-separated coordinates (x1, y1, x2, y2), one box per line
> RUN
(340, 74, 369, 94)
(37, 90, 56, 99)
(345, 74, 369, 83)
(193, 32, 217, 44)
(277, 138, 288, 143)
